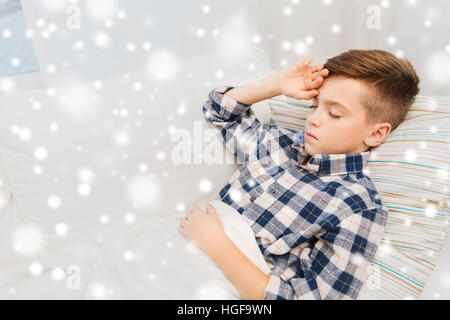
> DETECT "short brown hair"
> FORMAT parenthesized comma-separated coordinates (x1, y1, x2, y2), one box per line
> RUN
(324, 49, 420, 132)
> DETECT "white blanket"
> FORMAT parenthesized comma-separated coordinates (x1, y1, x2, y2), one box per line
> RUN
(125, 199, 271, 300)
(0, 200, 271, 300)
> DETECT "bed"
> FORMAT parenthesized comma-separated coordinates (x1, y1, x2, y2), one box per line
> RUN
(1, 48, 449, 299)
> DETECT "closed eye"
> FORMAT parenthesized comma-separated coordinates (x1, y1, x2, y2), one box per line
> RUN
(329, 113, 341, 119)
(310, 105, 341, 119)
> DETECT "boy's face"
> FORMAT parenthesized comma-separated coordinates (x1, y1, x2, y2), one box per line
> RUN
(304, 76, 391, 156)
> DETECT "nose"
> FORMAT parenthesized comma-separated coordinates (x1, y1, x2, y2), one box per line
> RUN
(307, 108, 321, 127)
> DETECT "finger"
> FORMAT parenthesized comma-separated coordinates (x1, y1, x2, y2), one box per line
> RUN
(311, 76, 324, 88)
(193, 206, 204, 215)
(302, 57, 313, 67)
(307, 75, 324, 88)
(206, 203, 215, 214)
(311, 63, 324, 72)
(300, 90, 320, 100)
(321, 69, 329, 77)
(311, 71, 322, 81)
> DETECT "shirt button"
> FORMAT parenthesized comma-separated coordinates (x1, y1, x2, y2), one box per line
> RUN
(250, 196, 256, 202)
(322, 168, 327, 174)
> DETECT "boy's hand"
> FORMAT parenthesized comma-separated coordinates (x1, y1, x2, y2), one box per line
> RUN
(276, 57, 329, 100)
(178, 203, 226, 254)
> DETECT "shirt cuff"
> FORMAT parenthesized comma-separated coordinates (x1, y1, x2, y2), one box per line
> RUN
(212, 86, 252, 118)
(262, 272, 318, 300)
(262, 273, 282, 300)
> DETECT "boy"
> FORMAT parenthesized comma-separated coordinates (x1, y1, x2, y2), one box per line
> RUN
(178, 49, 420, 300)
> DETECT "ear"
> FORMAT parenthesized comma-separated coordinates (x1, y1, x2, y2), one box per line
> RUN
(364, 123, 391, 148)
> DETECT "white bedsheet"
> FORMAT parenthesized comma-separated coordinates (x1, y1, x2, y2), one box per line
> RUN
(0, 199, 271, 299)
(128, 199, 271, 300)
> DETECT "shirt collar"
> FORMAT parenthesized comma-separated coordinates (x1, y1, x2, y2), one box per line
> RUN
(289, 129, 371, 176)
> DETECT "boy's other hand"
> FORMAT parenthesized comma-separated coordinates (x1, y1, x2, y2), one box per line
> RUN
(178, 203, 226, 254)
(275, 57, 329, 100)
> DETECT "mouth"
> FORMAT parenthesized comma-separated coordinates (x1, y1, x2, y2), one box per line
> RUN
(306, 131, 318, 141)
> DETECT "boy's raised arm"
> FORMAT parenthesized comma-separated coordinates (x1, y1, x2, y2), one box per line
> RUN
(201, 57, 328, 164)
(225, 57, 328, 104)
(223, 73, 281, 106)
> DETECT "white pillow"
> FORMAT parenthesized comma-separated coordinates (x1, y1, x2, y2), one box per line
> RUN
(269, 94, 450, 300)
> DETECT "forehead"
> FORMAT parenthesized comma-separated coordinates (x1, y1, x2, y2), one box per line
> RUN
(314, 76, 368, 112)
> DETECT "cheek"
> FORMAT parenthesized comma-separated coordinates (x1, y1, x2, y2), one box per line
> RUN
(333, 114, 356, 127)
(337, 121, 365, 140)
(325, 119, 358, 141)
(335, 118, 352, 129)
(321, 118, 347, 132)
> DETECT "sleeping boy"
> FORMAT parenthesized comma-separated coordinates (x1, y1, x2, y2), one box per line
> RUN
(178, 49, 420, 300)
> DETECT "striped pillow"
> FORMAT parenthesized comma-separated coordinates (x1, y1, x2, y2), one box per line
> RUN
(269, 95, 450, 300)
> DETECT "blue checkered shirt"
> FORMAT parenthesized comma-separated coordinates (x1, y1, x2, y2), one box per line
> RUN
(202, 86, 389, 300)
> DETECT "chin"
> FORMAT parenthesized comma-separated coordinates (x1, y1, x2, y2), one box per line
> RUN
(304, 143, 315, 156)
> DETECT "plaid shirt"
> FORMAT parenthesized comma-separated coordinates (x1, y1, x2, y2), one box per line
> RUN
(202, 86, 389, 300)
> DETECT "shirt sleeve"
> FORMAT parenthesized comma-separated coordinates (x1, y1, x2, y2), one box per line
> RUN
(202, 86, 293, 164)
(263, 208, 386, 300)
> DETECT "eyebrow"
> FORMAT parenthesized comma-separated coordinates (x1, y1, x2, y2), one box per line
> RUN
(312, 96, 351, 113)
